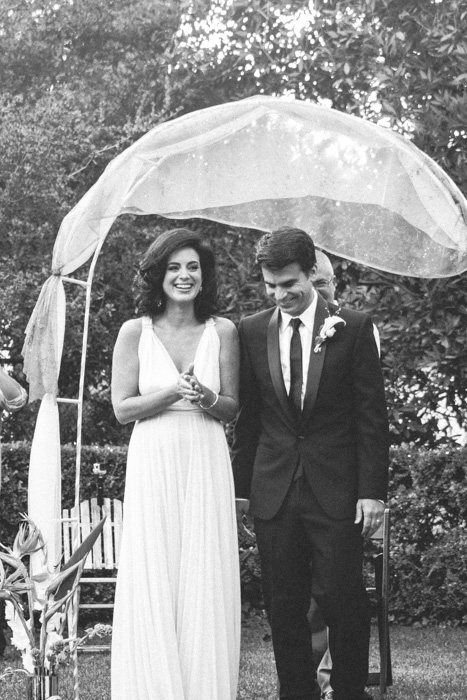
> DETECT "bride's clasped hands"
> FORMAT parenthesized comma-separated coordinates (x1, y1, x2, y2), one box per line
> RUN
(177, 362, 217, 409)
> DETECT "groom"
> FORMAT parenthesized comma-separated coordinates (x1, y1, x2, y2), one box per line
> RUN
(232, 227, 389, 700)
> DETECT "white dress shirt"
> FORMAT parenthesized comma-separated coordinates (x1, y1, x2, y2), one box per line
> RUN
(279, 292, 318, 409)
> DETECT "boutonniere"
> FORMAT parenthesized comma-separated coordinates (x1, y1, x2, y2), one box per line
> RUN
(314, 310, 346, 353)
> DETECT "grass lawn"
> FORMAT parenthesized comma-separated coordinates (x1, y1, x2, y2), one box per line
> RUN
(1, 619, 467, 699)
(238, 617, 467, 700)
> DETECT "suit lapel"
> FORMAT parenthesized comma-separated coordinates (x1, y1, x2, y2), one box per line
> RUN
(301, 294, 328, 425)
(267, 308, 296, 431)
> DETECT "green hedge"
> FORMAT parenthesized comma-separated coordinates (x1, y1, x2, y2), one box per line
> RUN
(388, 445, 467, 626)
(1, 442, 467, 626)
(0, 442, 128, 545)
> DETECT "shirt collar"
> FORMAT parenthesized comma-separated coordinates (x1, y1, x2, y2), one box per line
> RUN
(279, 291, 318, 334)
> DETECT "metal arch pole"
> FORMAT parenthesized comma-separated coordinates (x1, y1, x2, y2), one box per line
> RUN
(72, 236, 108, 514)
(62, 237, 107, 700)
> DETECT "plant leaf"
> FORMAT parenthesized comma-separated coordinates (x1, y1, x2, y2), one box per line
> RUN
(53, 517, 106, 601)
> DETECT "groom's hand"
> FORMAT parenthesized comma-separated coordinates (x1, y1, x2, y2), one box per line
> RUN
(355, 498, 385, 538)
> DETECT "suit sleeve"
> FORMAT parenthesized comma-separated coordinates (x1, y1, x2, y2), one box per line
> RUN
(352, 315, 390, 501)
(231, 320, 262, 499)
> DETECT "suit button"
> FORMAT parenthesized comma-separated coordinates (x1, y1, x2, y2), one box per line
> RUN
(298, 435, 305, 441)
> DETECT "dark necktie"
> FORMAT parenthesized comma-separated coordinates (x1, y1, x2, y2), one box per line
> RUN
(288, 317, 303, 417)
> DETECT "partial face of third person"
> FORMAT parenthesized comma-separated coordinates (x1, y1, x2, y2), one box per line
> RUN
(162, 246, 202, 305)
(311, 254, 336, 304)
(262, 263, 316, 317)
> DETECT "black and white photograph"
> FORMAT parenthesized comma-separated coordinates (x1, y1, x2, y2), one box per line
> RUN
(1, 2, 467, 699)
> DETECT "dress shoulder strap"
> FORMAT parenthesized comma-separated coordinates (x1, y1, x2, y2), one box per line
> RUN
(205, 317, 217, 327)
(141, 316, 153, 329)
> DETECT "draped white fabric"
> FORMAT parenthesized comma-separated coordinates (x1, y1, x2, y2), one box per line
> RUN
(23, 280, 65, 576)
(28, 393, 62, 576)
(22, 275, 66, 403)
(23, 95, 467, 402)
(55, 95, 467, 277)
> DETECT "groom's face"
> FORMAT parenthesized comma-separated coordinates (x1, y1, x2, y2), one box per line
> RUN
(262, 262, 316, 317)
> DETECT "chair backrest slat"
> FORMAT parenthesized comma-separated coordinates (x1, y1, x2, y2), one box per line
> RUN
(102, 498, 115, 569)
(78, 501, 92, 568)
(90, 498, 104, 569)
(62, 507, 74, 566)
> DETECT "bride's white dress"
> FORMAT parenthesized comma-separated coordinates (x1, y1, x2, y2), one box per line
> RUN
(111, 316, 240, 700)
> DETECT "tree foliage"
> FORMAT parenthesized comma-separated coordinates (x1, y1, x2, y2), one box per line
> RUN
(1, 0, 467, 445)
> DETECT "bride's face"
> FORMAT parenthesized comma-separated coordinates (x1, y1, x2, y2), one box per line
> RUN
(162, 247, 202, 305)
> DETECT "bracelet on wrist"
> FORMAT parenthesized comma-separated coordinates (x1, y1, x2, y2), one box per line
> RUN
(200, 392, 219, 410)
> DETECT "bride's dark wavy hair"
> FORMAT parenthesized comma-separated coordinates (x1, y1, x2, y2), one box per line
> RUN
(134, 228, 218, 321)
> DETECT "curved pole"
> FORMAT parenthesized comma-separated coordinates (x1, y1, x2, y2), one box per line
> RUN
(72, 236, 108, 512)
(59, 237, 108, 700)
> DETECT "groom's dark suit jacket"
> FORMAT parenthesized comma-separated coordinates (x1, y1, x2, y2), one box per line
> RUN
(232, 294, 389, 520)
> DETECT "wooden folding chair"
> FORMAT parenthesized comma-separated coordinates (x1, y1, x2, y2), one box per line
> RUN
(366, 507, 392, 694)
(62, 497, 123, 653)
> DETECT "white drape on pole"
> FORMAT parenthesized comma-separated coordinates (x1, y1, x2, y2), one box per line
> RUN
(24, 277, 65, 576)
(28, 393, 62, 577)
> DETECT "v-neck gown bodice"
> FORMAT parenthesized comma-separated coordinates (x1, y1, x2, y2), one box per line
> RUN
(111, 317, 240, 700)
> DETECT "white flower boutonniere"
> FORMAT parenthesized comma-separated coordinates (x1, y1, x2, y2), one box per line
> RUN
(314, 313, 346, 353)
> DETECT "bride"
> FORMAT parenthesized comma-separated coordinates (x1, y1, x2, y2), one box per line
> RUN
(111, 228, 240, 700)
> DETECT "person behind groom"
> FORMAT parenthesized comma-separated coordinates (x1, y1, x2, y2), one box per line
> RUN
(309, 249, 383, 700)
(232, 227, 389, 700)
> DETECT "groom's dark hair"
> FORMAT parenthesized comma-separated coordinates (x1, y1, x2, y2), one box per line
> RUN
(255, 226, 316, 273)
